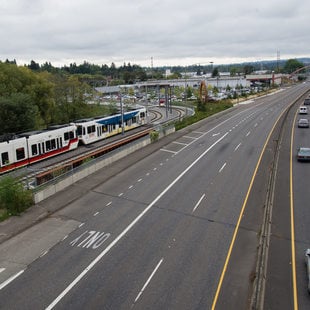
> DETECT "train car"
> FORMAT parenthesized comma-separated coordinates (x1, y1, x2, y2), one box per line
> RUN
(0, 124, 78, 174)
(19, 124, 78, 165)
(0, 135, 29, 174)
(76, 107, 147, 145)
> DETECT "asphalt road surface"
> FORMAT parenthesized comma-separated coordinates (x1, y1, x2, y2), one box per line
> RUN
(0, 83, 309, 309)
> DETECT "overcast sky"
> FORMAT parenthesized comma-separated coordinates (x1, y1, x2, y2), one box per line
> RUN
(1, 0, 309, 67)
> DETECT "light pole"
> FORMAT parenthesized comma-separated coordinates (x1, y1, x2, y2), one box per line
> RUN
(119, 87, 124, 135)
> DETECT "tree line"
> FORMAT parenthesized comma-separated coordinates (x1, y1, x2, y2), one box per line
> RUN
(0, 62, 114, 136)
(0, 58, 306, 136)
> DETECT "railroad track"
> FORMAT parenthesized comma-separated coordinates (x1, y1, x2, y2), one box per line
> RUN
(11, 105, 188, 188)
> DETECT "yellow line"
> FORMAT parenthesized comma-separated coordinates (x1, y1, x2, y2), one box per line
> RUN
(211, 108, 289, 310)
(290, 112, 298, 309)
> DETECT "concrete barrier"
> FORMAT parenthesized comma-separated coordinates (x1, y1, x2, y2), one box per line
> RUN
(33, 135, 152, 204)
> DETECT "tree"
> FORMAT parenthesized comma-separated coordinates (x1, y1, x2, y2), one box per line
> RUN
(28, 60, 40, 71)
(212, 67, 219, 78)
(243, 64, 254, 75)
(283, 59, 304, 74)
(0, 94, 40, 135)
(230, 67, 237, 76)
(0, 63, 55, 128)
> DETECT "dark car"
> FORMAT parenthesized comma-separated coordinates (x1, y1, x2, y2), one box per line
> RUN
(304, 98, 310, 105)
(298, 118, 309, 128)
(297, 147, 310, 161)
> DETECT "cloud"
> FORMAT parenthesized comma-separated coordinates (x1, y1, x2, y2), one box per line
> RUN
(0, 0, 309, 67)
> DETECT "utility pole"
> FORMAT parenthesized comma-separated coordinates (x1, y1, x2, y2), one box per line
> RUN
(119, 87, 124, 135)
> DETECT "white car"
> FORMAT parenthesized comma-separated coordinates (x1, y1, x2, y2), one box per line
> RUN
(298, 118, 309, 128)
(305, 249, 310, 293)
(299, 106, 308, 114)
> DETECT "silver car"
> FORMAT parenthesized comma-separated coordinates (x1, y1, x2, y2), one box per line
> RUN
(298, 118, 309, 128)
(305, 249, 310, 293)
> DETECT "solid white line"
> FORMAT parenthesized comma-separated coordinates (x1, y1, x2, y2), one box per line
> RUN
(106, 201, 112, 207)
(78, 223, 85, 228)
(134, 258, 164, 303)
(128, 185, 133, 189)
(45, 132, 228, 310)
(212, 133, 220, 136)
(118, 193, 123, 197)
(138, 179, 142, 182)
(219, 163, 227, 173)
(234, 143, 242, 152)
(192, 194, 206, 213)
(93, 212, 99, 216)
(0, 268, 5, 273)
(246, 131, 251, 137)
(0, 270, 24, 290)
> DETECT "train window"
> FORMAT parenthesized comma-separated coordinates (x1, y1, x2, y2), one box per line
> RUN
(16, 147, 25, 161)
(69, 131, 75, 139)
(46, 140, 51, 151)
(45, 139, 56, 151)
(31, 144, 38, 155)
(64, 132, 69, 141)
(87, 125, 95, 134)
(102, 125, 107, 132)
(1, 152, 9, 166)
(140, 112, 145, 118)
(59, 137, 63, 148)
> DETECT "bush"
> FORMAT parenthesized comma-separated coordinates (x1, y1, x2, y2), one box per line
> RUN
(150, 130, 159, 143)
(0, 176, 33, 217)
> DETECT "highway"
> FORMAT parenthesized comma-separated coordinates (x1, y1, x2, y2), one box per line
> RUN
(0, 83, 309, 309)
(263, 83, 310, 310)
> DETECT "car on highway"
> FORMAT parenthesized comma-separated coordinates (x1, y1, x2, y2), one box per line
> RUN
(299, 106, 308, 114)
(304, 98, 310, 105)
(297, 147, 310, 161)
(305, 249, 310, 293)
(298, 118, 309, 128)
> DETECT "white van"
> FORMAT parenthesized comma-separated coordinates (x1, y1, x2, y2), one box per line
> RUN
(299, 106, 308, 114)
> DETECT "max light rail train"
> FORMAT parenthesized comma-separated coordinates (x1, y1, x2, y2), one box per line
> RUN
(0, 107, 147, 174)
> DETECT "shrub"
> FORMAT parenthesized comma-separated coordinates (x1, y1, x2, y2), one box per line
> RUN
(150, 130, 159, 142)
(0, 176, 33, 217)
